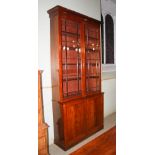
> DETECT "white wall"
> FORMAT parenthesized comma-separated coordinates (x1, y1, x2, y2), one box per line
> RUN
(38, 0, 116, 145)
(102, 78, 116, 117)
(101, 0, 116, 17)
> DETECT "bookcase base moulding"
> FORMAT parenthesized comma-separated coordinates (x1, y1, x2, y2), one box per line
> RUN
(48, 6, 104, 150)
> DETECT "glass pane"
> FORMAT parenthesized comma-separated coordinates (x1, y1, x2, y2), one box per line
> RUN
(61, 19, 82, 98)
(105, 14, 114, 64)
(85, 25, 101, 93)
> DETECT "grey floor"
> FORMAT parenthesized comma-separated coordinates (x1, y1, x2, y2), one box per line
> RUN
(49, 112, 116, 155)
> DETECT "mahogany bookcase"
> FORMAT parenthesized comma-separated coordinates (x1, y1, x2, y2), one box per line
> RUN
(47, 6, 104, 150)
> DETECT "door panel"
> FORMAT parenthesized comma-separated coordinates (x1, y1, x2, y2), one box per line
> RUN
(64, 99, 85, 145)
(86, 94, 103, 132)
(85, 24, 101, 94)
(61, 18, 82, 98)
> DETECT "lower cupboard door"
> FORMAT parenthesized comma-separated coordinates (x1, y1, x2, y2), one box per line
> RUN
(86, 94, 103, 133)
(63, 99, 85, 146)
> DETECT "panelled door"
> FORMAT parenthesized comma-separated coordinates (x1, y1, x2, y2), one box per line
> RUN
(85, 94, 103, 133)
(84, 23, 101, 94)
(63, 99, 85, 146)
(61, 17, 82, 98)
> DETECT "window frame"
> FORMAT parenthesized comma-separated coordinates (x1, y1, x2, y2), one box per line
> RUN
(101, 13, 116, 73)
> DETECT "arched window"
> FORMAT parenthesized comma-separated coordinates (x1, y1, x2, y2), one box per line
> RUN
(105, 14, 114, 64)
(101, 13, 104, 64)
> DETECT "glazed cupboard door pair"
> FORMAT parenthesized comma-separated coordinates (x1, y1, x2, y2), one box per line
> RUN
(61, 17, 101, 100)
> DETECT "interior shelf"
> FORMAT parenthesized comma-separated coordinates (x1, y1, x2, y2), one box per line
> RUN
(62, 46, 81, 51)
(86, 75, 100, 78)
(62, 40, 80, 44)
(62, 76, 99, 81)
(63, 76, 81, 81)
(86, 59, 100, 60)
(85, 36, 98, 40)
(62, 31, 80, 37)
(62, 63, 99, 66)
(62, 63, 81, 65)
(86, 88, 100, 92)
(86, 63, 99, 66)
(86, 48, 100, 52)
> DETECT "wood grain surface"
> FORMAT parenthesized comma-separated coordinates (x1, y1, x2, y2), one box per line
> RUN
(70, 126, 116, 155)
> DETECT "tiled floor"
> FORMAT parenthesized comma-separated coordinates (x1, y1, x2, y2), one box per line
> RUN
(49, 112, 116, 155)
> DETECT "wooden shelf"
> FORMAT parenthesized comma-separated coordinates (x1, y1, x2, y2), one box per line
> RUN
(85, 36, 99, 40)
(62, 46, 81, 51)
(63, 76, 99, 81)
(86, 48, 100, 52)
(86, 75, 100, 78)
(62, 31, 80, 37)
(87, 62, 99, 65)
(62, 40, 80, 44)
(62, 63, 81, 66)
(62, 63, 99, 66)
(86, 58, 100, 60)
(86, 87, 100, 92)
(63, 76, 81, 81)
